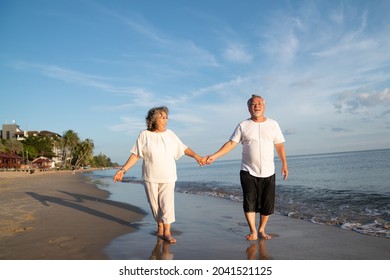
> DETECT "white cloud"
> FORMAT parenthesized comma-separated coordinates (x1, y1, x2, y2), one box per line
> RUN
(12, 62, 156, 101)
(191, 76, 249, 97)
(284, 128, 299, 135)
(169, 113, 206, 125)
(181, 41, 219, 67)
(331, 127, 353, 133)
(329, 9, 344, 25)
(223, 43, 253, 63)
(92, 103, 133, 112)
(99, 5, 219, 69)
(259, 11, 303, 65)
(334, 88, 390, 114)
(108, 116, 145, 134)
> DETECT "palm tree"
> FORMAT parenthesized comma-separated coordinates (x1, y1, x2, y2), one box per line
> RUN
(62, 130, 80, 168)
(73, 138, 94, 169)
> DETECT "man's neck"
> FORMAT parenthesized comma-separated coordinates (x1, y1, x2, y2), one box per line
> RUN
(251, 116, 267, 122)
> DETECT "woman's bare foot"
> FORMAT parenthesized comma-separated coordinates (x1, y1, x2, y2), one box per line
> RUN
(157, 222, 164, 237)
(161, 235, 176, 244)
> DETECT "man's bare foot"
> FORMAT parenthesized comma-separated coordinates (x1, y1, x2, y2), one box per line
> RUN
(246, 243, 257, 259)
(246, 233, 258, 241)
(259, 231, 272, 239)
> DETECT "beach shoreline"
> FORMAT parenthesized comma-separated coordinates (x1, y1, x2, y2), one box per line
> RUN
(1, 170, 389, 260)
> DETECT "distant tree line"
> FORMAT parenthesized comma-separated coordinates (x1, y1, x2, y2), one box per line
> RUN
(0, 129, 117, 169)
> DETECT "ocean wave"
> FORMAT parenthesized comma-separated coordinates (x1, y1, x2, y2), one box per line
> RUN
(341, 220, 390, 238)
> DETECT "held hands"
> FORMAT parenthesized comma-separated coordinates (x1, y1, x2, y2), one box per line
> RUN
(205, 155, 216, 164)
(196, 155, 216, 167)
(195, 156, 209, 167)
(195, 155, 216, 167)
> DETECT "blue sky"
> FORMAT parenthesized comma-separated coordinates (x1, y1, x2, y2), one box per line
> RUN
(1, 0, 390, 163)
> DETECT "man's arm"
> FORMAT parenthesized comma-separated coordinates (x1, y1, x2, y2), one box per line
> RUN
(206, 140, 238, 164)
(275, 143, 288, 180)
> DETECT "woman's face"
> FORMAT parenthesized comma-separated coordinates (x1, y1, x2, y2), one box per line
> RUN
(155, 111, 168, 132)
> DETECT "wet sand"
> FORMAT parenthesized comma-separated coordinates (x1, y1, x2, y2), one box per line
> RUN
(105, 181, 390, 260)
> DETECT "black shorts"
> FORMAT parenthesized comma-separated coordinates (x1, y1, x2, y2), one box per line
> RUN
(240, 170, 275, 215)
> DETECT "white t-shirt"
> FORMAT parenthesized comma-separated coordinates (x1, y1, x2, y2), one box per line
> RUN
(230, 118, 285, 178)
(131, 129, 188, 183)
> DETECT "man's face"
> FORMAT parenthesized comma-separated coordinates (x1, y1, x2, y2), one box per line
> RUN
(249, 97, 266, 118)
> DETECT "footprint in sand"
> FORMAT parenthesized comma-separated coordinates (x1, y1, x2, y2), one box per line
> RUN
(12, 226, 33, 233)
(49, 236, 77, 249)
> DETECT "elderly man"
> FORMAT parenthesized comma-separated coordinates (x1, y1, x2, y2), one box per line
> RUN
(207, 95, 288, 240)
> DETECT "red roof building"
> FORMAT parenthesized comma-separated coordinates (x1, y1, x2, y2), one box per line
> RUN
(31, 156, 53, 169)
(0, 152, 22, 169)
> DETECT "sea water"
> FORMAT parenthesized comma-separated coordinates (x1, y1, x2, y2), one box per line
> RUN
(88, 149, 390, 238)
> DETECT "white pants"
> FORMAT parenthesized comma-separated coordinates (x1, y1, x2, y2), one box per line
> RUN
(143, 181, 175, 224)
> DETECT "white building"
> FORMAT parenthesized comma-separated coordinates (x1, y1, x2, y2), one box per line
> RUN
(1, 122, 63, 167)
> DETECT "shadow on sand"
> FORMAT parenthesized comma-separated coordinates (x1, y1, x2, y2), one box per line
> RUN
(26, 191, 147, 229)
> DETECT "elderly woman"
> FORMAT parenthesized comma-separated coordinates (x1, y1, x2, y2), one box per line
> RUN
(113, 106, 205, 243)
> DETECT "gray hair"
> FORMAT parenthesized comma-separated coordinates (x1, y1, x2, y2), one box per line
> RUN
(247, 94, 265, 109)
(146, 106, 169, 131)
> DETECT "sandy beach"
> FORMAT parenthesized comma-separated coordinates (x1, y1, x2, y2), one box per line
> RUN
(0, 170, 146, 259)
(0, 170, 389, 260)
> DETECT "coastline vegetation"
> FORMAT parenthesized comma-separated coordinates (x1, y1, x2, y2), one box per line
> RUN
(0, 129, 117, 169)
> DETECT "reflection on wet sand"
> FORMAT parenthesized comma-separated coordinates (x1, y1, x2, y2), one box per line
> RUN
(246, 239, 271, 260)
(148, 235, 271, 260)
(149, 238, 174, 260)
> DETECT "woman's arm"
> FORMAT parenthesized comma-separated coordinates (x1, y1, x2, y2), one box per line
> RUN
(185, 148, 207, 166)
(113, 153, 141, 182)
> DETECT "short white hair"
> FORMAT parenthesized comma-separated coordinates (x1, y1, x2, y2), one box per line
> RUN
(247, 94, 266, 109)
